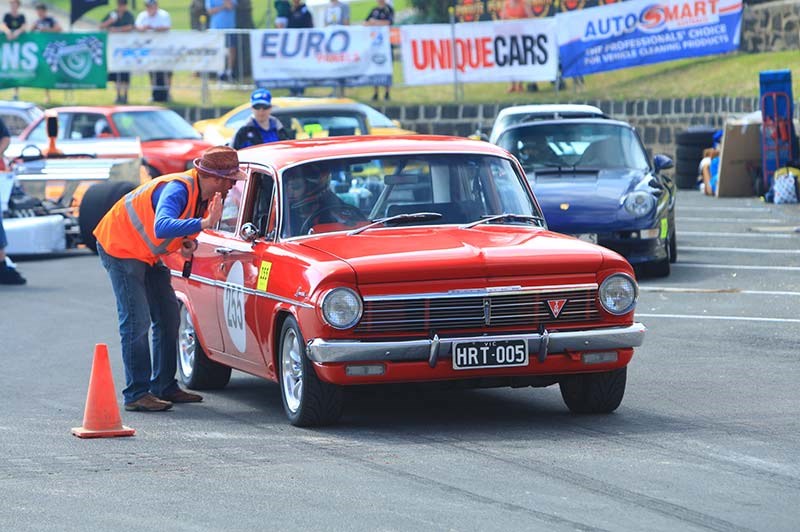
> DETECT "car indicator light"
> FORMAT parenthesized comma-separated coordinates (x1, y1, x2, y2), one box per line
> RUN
(582, 351, 618, 365)
(345, 364, 385, 377)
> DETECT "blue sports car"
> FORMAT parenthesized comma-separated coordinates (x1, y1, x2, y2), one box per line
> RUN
(495, 118, 677, 276)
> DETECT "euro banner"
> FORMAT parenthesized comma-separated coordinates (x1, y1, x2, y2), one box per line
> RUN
(558, 0, 743, 78)
(399, 19, 558, 86)
(249, 26, 393, 89)
(0, 32, 107, 89)
(71, 0, 108, 25)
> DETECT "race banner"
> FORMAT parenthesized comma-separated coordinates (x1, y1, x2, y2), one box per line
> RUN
(0, 33, 106, 89)
(250, 26, 392, 89)
(108, 31, 225, 73)
(558, 0, 743, 77)
(399, 19, 558, 86)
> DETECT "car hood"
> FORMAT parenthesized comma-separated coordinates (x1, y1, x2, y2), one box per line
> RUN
(529, 168, 649, 233)
(141, 139, 212, 160)
(297, 226, 606, 284)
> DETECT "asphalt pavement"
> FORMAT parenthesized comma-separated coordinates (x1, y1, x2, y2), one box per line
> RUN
(1, 189, 798, 531)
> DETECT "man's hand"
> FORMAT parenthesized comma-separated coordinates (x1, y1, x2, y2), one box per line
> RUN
(202, 192, 223, 229)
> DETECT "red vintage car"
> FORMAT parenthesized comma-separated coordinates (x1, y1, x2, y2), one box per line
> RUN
(167, 136, 645, 426)
(17, 105, 212, 178)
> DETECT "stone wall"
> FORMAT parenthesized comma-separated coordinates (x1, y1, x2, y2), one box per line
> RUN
(741, 0, 800, 52)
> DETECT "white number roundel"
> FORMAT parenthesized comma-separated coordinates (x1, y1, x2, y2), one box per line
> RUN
(223, 261, 246, 352)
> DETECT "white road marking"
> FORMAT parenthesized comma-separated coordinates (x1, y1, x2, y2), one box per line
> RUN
(640, 286, 800, 296)
(678, 217, 782, 223)
(680, 246, 800, 254)
(637, 313, 800, 324)
(674, 262, 800, 271)
(678, 206, 771, 212)
(679, 231, 795, 239)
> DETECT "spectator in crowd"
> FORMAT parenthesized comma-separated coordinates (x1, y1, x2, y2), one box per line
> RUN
(232, 88, 289, 149)
(0, 117, 26, 285)
(324, 0, 350, 26)
(93, 146, 245, 412)
(206, 0, 238, 82)
(190, 0, 207, 30)
(274, 0, 291, 28)
(100, 0, 135, 104)
(501, 0, 532, 93)
(136, 0, 172, 102)
(699, 130, 723, 196)
(364, 0, 393, 101)
(287, 0, 313, 96)
(30, 3, 62, 104)
(2, 0, 26, 101)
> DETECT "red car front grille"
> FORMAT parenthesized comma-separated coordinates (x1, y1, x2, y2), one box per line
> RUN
(356, 288, 600, 333)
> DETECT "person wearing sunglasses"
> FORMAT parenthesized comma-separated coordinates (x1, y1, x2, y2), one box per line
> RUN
(93, 146, 246, 412)
(232, 88, 289, 150)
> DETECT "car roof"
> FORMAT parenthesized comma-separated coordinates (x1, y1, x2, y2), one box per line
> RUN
(496, 118, 635, 139)
(271, 103, 366, 114)
(44, 105, 174, 114)
(495, 104, 605, 121)
(0, 100, 42, 111)
(238, 135, 512, 170)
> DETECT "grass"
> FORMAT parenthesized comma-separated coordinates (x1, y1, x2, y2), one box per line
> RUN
(8, 3, 800, 109)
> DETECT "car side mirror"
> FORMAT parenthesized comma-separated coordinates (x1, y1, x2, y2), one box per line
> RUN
(46, 114, 59, 138)
(239, 222, 258, 242)
(653, 154, 673, 172)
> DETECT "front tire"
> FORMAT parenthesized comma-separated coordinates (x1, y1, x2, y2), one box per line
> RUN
(279, 316, 343, 427)
(177, 302, 231, 389)
(559, 367, 627, 414)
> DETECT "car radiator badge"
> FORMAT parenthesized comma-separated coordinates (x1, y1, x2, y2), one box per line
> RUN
(547, 299, 567, 318)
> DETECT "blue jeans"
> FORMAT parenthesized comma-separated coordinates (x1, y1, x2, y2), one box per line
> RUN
(97, 243, 180, 404)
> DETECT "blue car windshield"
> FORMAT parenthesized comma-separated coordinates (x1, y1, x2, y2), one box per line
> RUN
(498, 123, 650, 171)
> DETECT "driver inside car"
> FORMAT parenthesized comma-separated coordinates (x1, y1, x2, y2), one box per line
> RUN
(283, 163, 365, 237)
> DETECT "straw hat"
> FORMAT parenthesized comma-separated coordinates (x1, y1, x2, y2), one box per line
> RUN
(193, 146, 246, 180)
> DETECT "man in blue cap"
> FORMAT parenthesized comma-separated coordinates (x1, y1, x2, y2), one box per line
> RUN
(232, 88, 289, 149)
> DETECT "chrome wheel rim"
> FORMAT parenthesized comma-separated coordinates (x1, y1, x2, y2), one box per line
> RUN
(178, 305, 196, 380)
(281, 328, 303, 413)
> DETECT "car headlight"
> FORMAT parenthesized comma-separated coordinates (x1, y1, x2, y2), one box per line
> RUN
(598, 274, 637, 315)
(321, 288, 363, 329)
(623, 192, 655, 217)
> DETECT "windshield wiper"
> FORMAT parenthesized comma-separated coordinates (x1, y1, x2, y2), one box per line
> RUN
(348, 212, 443, 235)
(461, 213, 546, 229)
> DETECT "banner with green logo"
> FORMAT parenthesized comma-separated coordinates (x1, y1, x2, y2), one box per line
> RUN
(0, 33, 107, 89)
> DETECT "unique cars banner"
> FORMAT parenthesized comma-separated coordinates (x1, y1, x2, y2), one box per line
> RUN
(0, 33, 107, 89)
(558, 0, 743, 77)
(399, 19, 558, 86)
(108, 31, 225, 73)
(250, 26, 393, 89)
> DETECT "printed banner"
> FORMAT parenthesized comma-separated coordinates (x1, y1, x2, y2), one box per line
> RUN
(558, 0, 742, 77)
(250, 27, 393, 89)
(399, 19, 558, 86)
(108, 31, 225, 73)
(454, 0, 623, 22)
(0, 33, 107, 89)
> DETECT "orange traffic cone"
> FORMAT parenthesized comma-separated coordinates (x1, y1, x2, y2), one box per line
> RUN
(71, 344, 135, 439)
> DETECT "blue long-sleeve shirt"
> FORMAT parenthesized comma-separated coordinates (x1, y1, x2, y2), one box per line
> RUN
(153, 180, 204, 239)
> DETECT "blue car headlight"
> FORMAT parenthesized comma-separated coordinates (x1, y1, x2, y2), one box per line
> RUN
(623, 191, 655, 217)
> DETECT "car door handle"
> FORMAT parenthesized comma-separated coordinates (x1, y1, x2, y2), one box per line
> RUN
(215, 247, 233, 255)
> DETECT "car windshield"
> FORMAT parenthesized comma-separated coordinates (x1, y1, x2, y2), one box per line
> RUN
(497, 122, 650, 171)
(280, 154, 539, 238)
(111, 110, 202, 141)
(272, 109, 367, 139)
(357, 103, 396, 128)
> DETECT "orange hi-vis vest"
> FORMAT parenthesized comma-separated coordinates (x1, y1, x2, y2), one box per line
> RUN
(94, 171, 202, 265)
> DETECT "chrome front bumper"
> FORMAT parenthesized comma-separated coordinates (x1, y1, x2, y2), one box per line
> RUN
(307, 323, 646, 364)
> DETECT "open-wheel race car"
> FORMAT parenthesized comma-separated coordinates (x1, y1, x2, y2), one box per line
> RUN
(1, 115, 147, 255)
(165, 135, 646, 426)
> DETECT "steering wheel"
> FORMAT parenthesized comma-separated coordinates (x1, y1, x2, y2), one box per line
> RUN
(299, 204, 366, 235)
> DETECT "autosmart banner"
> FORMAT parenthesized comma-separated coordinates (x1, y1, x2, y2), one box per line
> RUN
(399, 19, 558, 86)
(250, 26, 393, 89)
(0, 33, 107, 89)
(108, 31, 225, 72)
(558, 0, 743, 77)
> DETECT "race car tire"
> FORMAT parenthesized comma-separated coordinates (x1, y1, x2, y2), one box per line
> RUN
(559, 367, 627, 414)
(669, 229, 677, 263)
(177, 302, 232, 389)
(278, 316, 343, 427)
(78, 180, 136, 253)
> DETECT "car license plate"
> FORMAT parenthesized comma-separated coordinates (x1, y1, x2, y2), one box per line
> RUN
(573, 233, 598, 244)
(452, 339, 529, 370)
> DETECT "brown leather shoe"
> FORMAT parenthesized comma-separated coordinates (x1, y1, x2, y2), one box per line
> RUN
(124, 393, 173, 412)
(158, 388, 203, 403)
